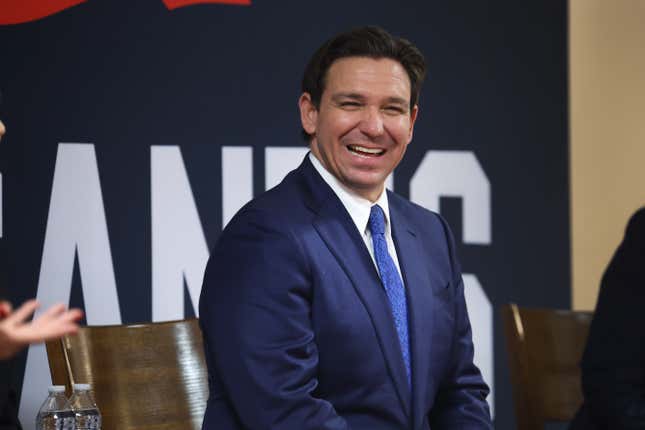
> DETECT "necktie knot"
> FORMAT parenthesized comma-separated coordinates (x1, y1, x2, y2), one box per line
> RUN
(369, 205, 386, 236)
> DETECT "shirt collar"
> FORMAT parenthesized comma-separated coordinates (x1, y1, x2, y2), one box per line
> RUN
(309, 152, 391, 236)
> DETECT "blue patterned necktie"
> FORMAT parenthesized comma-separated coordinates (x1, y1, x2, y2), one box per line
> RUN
(368, 204, 411, 386)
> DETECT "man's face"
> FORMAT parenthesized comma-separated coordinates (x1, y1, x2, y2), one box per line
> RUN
(0, 120, 5, 142)
(300, 56, 418, 201)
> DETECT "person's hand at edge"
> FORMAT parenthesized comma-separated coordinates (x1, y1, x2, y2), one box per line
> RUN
(0, 299, 83, 360)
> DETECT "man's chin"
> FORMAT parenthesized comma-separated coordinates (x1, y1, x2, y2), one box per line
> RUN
(343, 178, 387, 200)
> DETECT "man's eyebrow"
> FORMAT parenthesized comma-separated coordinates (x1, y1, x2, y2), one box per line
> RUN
(331, 93, 409, 106)
(384, 97, 409, 106)
(331, 92, 365, 101)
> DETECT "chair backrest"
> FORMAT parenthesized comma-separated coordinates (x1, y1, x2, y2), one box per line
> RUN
(501, 303, 593, 430)
(46, 318, 208, 430)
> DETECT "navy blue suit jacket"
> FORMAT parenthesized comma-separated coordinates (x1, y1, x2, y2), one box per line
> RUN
(199, 155, 491, 429)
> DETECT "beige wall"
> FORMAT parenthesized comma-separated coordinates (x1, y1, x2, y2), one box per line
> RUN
(570, 0, 645, 310)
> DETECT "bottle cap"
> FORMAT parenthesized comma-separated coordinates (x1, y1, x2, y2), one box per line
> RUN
(48, 385, 66, 393)
(73, 383, 91, 391)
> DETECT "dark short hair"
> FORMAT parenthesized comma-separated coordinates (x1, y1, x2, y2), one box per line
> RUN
(301, 26, 426, 141)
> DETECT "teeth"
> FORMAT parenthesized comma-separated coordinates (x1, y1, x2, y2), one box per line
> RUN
(348, 145, 384, 155)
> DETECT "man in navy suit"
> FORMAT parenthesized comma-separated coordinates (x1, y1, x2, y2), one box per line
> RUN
(199, 26, 491, 429)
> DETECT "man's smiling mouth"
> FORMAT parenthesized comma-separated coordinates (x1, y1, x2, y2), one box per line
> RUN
(347, 144, 385, 157)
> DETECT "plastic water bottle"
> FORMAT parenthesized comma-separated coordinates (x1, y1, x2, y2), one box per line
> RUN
(68, 384, 102, 430)
(35, 385, 75, 430)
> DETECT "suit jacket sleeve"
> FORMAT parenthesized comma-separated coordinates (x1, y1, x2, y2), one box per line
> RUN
(428, 215, 492, 429)
(199, 207, 349, 430)
(581, 208, 645, 430)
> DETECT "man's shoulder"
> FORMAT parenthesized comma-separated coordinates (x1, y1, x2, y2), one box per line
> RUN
(223, 168, 312, 234)
(388, 191, 432, 215)
(621, 206, 645, 258)
(387, 191, 460, 263)
(387, 191, 447, 231)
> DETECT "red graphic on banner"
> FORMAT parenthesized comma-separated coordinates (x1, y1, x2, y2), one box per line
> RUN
(0, 0, 250, 26)
(163, 0, 251, 9)
(0, 0, 86, 25)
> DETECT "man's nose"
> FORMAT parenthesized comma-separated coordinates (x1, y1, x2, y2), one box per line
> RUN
(359, 107, 384, 137)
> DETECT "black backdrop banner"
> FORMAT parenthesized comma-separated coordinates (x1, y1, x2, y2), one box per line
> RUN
(0, 1, 569, 428)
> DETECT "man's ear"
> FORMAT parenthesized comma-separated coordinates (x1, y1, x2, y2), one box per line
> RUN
(407, 104, 419, 143)
(299, 93, 318, 136)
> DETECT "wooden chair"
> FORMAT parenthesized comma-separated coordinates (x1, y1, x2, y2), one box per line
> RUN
(501, 303, 593, 430)
(46, 318, 208, 430)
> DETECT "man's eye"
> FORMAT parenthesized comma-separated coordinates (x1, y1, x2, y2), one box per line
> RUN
(383, 106, 405, 114)
(340, 101, 361, 108)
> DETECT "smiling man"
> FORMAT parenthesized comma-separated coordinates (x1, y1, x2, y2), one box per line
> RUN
(300, 55, 415, 202)
(199, 26, 492, 430)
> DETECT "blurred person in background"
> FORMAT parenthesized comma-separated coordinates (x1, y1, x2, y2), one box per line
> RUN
(0, 94, 83, 429)
(570, 207, 645, 430)
(0, 298, 82, 430)
(0, 93, 83, 360)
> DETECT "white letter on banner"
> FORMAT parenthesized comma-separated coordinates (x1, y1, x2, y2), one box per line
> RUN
(409, 150, 493, 416)
(151, 146, 208, 321)
(410, 151, 490, 244)
(462, 273, 494, 417)
(222, 146, 253, 228)
(19, 143, 121, 430)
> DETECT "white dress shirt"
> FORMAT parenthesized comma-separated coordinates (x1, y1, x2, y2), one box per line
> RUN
(309, 153, 404, 281)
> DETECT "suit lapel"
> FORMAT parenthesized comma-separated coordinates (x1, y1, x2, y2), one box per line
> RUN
(389, 199, 435, 430)
(298, 158, 411, 418)
(313, 200, 412, 418)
